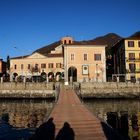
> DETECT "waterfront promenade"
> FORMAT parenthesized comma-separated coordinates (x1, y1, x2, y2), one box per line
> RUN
(48, 88, 122, 140)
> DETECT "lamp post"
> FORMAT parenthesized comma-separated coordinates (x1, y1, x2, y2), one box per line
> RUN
(13, 46, 27, 82)
(64, 45, 69, 85)
(96, 64, 98, 82)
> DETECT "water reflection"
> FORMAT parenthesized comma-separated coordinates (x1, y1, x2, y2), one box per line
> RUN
(83, 99, 140, 140)
(0, 99, 55, 128)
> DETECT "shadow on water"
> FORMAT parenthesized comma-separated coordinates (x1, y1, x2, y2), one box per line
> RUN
(55, 122, 75, 140)
(29, 117, 55, 140)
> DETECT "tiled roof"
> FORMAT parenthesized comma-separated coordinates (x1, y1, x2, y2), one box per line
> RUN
(10, 55, 29, 60)
(46, 53, 63, 57)
(11, 33, 123, 59)
(126, 37, 140, 40)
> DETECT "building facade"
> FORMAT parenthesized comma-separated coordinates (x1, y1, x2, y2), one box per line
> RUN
(113, 37, 140, 82)
(10, 48, 63, 82)
(63, 43, 106, 83)
(0, 59, 6, 77)
(10, 37, 106, 83)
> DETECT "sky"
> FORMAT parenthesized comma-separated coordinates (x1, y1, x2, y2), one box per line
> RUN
(0, 0, 140, 61)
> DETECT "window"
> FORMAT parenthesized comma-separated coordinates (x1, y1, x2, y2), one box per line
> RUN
(69, 40, 71, 44)
(64, 40, 66, 44)
(129, 63, 136, 73)
(138, 41, 140, 47)
(129, 53, 135, 60)
(70, 54, 74, 60)
(34, 64, 39, 72)
(84, 54, 87, 61)
(94, 54, 101, 61)
(128, 41, 134, 47)
(21, 64, 23, 70)
(28, 64, 31, 69)
(14, 64, 17, 69)
(56, 63, 61, 68)
(48, 63, 53, 68)
(41, 63, 46, 68)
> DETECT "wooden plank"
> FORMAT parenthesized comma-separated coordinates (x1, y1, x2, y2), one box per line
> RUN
(49, 89, 107, 140)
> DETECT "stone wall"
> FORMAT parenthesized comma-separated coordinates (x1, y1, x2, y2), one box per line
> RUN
(75, 82, 140, 98)
(0, 90, 55, 98)
(0, 82, 54, 90)
(0, 83, 55, 98)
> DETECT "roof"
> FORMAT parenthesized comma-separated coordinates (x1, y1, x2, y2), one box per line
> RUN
(11, 33, 124, 59)
(125, 37, 140, 40)
(46, 53, 63, 57)
(10, 55, 29, 60)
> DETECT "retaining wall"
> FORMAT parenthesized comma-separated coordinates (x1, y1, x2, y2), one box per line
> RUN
(0, 83, 55, 98)
(75, 82, 140, 98)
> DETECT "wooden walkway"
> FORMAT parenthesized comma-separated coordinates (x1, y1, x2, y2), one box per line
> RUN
(49, 89, 107, 140)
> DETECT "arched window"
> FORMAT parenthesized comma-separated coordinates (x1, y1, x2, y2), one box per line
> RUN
(69, 40, 72, 44)
(64, 40, 67, 44)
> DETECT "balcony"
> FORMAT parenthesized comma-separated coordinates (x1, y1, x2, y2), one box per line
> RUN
(126, 57, 140, 62)
(126, 69, 140, 73)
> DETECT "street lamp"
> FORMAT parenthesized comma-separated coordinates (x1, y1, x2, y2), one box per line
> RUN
(64, 45, 69, 85)
(96, 64, 98, 82)
(13, 46, 26, 82)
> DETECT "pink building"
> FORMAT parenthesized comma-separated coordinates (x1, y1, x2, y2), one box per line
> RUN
(10, 36, 106, 83)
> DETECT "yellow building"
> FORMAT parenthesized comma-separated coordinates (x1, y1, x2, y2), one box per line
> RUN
(10, 37, 106, 83)
(113, 37, 140, 82)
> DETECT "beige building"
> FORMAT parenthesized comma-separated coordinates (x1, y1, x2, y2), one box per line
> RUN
(10, 44, 63, 82)
(10, 37, 106, 83)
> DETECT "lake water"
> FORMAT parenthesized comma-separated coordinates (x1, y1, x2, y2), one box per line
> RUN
(0, 98, 140, 139)
(84, 99, 140, 140)
(0, 99, 55, 128)
(83, 99, 140, 121)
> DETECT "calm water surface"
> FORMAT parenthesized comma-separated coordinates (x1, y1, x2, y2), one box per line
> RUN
(83, 99, 140, 120)
(84, 99, 140, 139)
(1, 98, 140, 140)
(0, 99, 55, 128)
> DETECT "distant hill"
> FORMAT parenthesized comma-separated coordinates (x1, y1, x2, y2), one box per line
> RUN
(84, 33, 122, 56)
(34, 41, 61, 56)
(34, 33, 122, 56)
(89, 33, 122, 47)
(130, 31, 140, 38)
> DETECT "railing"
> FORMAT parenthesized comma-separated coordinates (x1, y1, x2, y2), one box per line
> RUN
(126, 57, 140, 62)
(126, 69, 140, 73)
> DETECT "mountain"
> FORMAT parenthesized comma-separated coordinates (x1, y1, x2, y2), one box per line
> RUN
(34, 41, 61, 56)
(130, 31, 140, 38)
(86, 33, 123, 56)
(34, 33, 122, 56)
(88, 33, 122, 48)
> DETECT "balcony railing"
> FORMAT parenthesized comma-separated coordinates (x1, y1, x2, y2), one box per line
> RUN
(126, 69, 140, 73)
(126, 57, 140, 62)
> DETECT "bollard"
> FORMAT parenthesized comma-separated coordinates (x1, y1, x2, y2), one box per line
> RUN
(0, 77, 3, 83)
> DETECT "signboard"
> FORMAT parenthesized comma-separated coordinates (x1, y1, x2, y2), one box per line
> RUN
(82, 65, 89, 75)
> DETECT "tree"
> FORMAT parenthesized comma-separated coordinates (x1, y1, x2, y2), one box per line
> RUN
(6, 55, 10, 71)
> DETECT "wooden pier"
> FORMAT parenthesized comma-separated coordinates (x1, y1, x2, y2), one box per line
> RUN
(48, 89, 122, 140)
